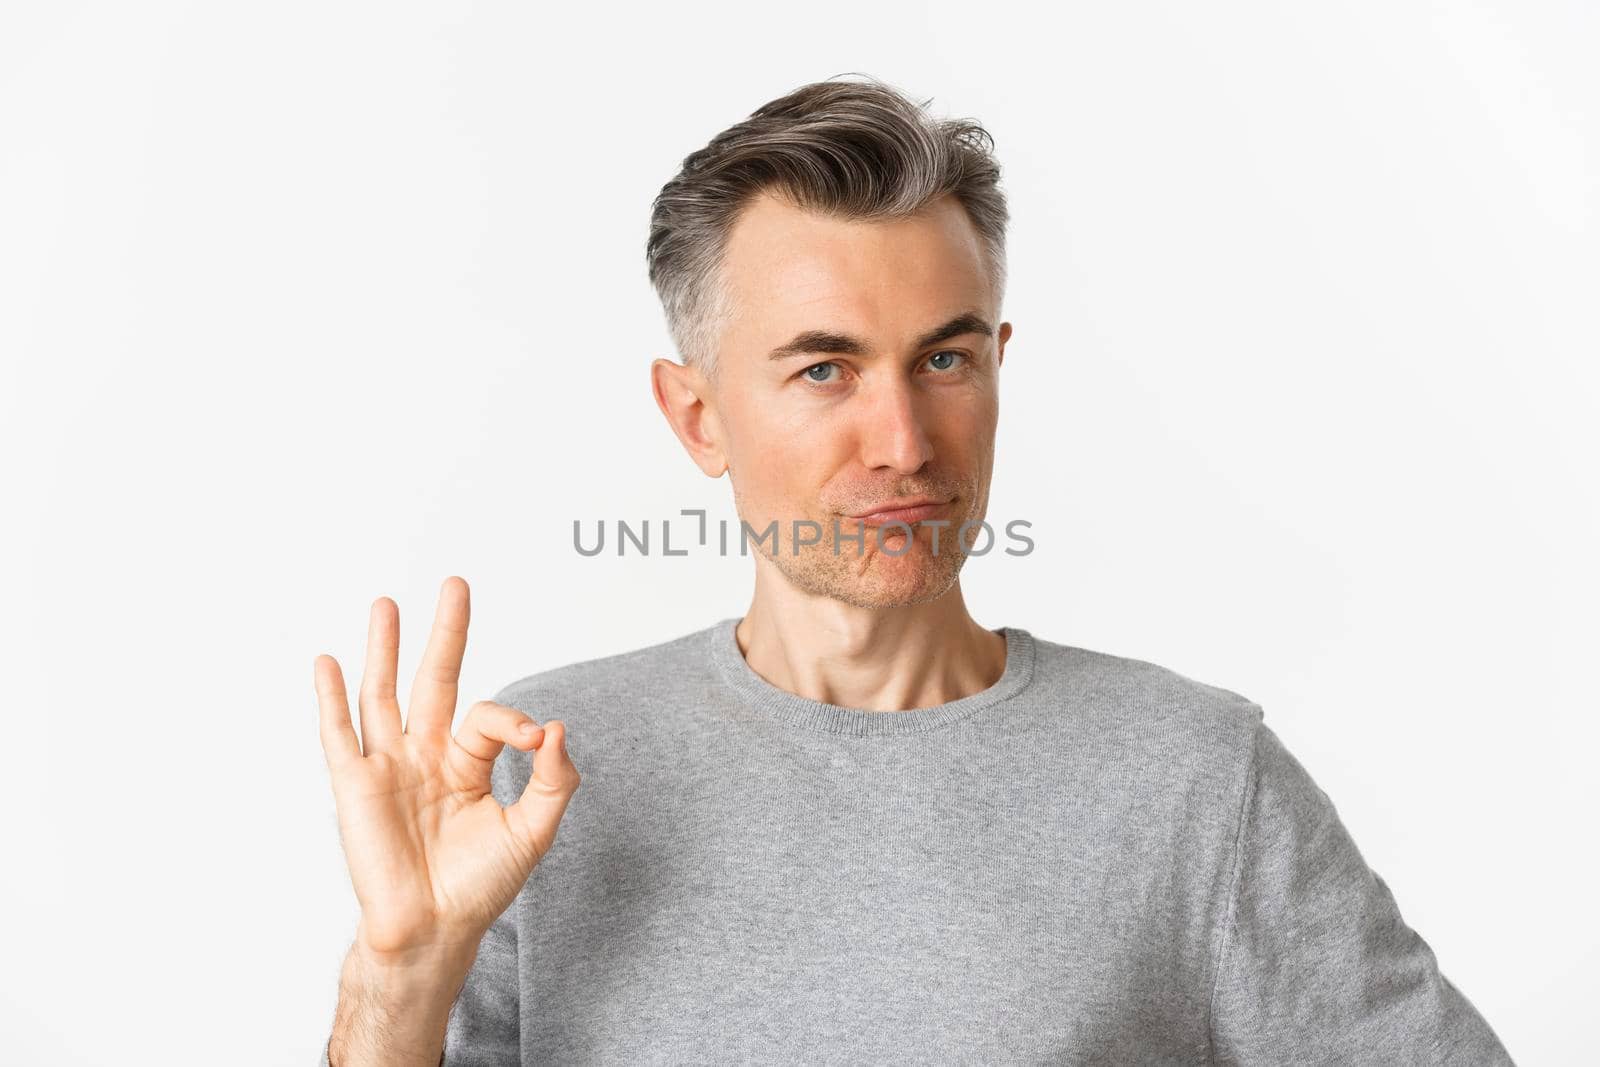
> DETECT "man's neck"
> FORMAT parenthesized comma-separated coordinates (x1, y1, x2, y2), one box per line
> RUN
(733, 585, 1007, 713)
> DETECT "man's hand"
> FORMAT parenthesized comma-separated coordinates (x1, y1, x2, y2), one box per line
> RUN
(316, 575, 581, 966)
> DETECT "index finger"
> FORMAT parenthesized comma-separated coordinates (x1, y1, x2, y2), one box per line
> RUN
(405, 575, 470, 736)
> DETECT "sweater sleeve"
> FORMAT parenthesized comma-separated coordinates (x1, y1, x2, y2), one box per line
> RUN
(1207, 719, 1514, 1065)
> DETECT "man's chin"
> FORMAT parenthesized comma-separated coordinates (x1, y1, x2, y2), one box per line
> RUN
(828, 574, 962, 610)
(784, 553, 966, 609)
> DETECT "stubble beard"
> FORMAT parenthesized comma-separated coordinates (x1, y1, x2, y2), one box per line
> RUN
(758, 495, 985, 610)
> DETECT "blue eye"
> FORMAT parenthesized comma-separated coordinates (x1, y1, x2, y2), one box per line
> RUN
(804, 362, 839, 383)
(928, 350, 965, 371)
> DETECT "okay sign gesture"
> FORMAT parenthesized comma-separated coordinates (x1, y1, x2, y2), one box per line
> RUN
(314, 576, 580, 965)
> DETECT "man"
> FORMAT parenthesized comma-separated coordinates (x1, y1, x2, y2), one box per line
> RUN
(315, 75, 1514, 1065)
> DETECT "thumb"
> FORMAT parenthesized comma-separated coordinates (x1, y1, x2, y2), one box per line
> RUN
(504, 719, 581, 863)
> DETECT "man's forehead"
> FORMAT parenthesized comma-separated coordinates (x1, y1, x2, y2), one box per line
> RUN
(721, 190, 992, 341)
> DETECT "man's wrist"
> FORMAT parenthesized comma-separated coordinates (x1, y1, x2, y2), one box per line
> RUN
(328, 936, 478, 1067)
(352, 914, 484, 977)
(348, 930, 479, 994)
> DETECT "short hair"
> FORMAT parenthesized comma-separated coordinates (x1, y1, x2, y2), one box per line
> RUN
(644, 73, 1010, 383)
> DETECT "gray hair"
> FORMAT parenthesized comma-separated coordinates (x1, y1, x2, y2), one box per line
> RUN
(644, 73, 1010, 383)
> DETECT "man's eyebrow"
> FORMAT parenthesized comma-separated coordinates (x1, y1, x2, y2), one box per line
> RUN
(766, 311, 994, 361)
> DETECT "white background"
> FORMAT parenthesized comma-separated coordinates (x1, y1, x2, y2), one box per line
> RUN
(2, 2, 1593, 1063)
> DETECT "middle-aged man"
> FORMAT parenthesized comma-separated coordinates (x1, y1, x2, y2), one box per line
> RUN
(315, 74, 1515, 1065)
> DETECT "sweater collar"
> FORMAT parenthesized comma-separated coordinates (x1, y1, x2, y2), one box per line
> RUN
(707, 616, 1037, 737)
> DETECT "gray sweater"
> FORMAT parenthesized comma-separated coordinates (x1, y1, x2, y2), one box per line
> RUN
(320, 617, 1513, 1065)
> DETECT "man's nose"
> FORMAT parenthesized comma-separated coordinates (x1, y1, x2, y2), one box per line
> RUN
(856, 378, 936, 473)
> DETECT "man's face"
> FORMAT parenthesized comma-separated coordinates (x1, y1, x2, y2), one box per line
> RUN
(707, 188, 1011, 609)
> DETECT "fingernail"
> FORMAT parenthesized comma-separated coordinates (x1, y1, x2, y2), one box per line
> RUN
(519, 721, 538, 736)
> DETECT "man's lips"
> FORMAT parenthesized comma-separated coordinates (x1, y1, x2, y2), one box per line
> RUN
(845, 498, 955, 525)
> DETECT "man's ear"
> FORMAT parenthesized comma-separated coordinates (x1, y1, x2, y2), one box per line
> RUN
(996, 321, 1012, 368)
(651, 357, 728, 478)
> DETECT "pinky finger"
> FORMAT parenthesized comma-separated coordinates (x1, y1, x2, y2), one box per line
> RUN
(315, 654, 363, 769)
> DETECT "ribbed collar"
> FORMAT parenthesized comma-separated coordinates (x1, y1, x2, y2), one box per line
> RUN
(707, 616, 1037, 737)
